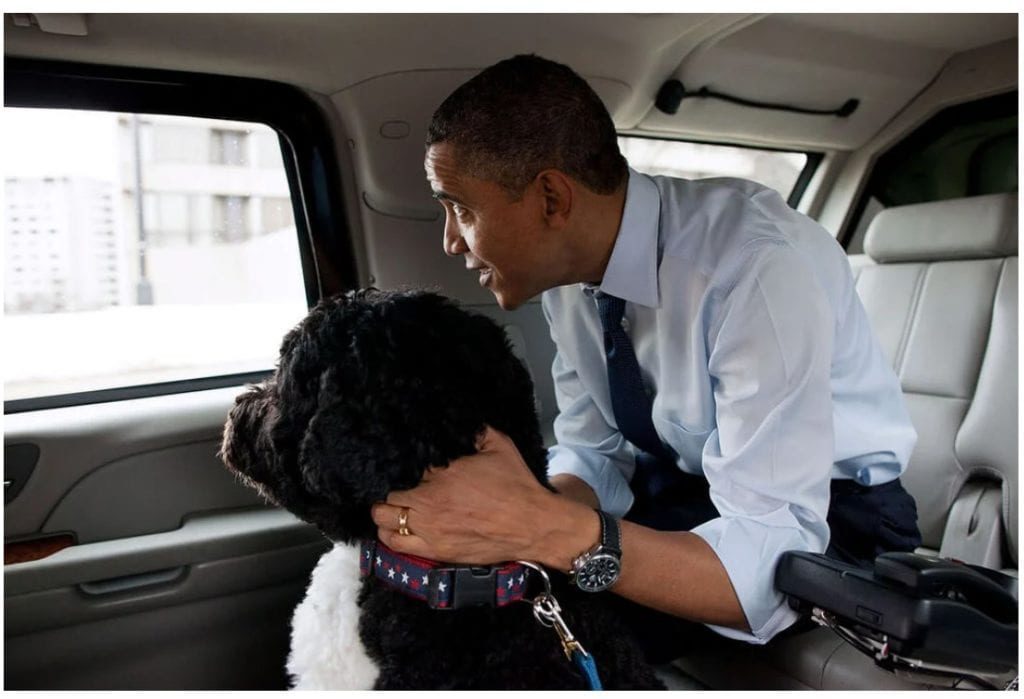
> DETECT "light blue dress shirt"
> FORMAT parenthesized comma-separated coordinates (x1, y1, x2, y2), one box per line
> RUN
(542, 168, 917, 644)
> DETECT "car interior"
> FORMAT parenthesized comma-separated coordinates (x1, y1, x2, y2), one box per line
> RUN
(3, 12, 1018, 690)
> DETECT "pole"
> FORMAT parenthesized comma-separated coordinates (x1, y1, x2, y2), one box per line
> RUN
(132, 114, 153, 305)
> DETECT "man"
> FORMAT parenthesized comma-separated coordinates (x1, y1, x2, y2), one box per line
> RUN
(370, 54, 920, 656)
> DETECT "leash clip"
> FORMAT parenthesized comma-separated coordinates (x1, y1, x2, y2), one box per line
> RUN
(516, 560, 603, 690)
(532, 593, 586, 661)
(516, 560, 583, 657)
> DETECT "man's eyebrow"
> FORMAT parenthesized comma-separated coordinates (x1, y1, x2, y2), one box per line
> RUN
(431, 190, 464, 205)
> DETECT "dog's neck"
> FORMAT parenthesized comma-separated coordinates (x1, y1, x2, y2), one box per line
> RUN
(359, 539, 533, 610)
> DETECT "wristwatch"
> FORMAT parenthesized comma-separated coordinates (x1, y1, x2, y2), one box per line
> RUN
(568, 509, 622, 592)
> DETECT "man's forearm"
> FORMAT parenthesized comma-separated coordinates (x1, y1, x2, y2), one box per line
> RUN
(540, 474, 749, 631)
(615, 523, 749, 630)
(550, 473, 600, 508)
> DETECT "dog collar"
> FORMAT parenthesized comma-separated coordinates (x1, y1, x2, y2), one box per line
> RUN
(359, 539, 531, 610)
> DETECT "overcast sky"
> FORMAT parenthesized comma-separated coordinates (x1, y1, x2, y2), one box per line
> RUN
(3, 107, 121, 181)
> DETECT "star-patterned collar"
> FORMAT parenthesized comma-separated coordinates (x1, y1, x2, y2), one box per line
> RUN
(359, 539, 532, 610)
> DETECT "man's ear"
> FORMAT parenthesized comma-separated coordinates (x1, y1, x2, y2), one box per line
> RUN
(535, 169, 574, 228)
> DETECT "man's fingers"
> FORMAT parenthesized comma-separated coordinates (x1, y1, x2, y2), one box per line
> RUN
(370, 502, 408, 530)
(377, 527, 434, 559)
(371, 503, 434, 557)
(372, 502, 426, 536)
(384, 488, 420, 508)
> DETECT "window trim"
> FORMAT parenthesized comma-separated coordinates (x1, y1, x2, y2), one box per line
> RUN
(616, 133, 823, 207)
(4, 58, 356, 413)
(786, 152, 824, 209)
(840, 90, 1018, 249)
(5, 372, 274, 414)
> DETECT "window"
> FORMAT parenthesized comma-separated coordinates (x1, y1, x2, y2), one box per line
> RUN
(146, 120, 211, 164)
(211, 128, 248, 166)
(144, 192, 191, 245)
(213, 195, 251, 242)
(4, 109, 309, 402)
(844, 91, 1018, 253)
(260, 196, 294, 235)
(618, 136, 811, 202)
(254, 130, 284, 168)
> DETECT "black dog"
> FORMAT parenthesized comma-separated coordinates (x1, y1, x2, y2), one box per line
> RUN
(220, 288, 664, 690)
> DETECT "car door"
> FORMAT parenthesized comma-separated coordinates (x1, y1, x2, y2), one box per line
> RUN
(4, 59, 358, 690)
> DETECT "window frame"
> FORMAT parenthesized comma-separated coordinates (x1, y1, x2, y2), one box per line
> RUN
(616, 133, 823, 208)
(4, 58, 357, 414)
(840, 90, 1018, 250)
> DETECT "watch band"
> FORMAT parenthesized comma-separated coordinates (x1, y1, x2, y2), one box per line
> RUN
(568, 509, 624, 591)
(596, 509, 621, 556)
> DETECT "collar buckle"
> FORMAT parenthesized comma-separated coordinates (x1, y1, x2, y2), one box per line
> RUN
(427, 566, 498, 610)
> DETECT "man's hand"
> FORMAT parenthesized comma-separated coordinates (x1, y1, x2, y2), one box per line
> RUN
(370, 425, 748, 630)
(370, 425, 598, 568)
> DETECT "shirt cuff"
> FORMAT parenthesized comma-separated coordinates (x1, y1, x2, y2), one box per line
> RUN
(546, 444, 635, 518)
(690, 514, 827, 643)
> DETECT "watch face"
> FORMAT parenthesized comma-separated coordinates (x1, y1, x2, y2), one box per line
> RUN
(576, 553, 621, 592)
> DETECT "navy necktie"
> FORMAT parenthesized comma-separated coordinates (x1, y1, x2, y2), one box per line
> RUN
(597, 293, 709, 531)
(595, 292, 670, 461)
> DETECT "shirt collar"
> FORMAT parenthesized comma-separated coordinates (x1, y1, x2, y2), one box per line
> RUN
(590, 167, 661, 308)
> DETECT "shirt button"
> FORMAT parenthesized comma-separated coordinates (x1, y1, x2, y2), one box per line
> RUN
(621, 318, 630, 332)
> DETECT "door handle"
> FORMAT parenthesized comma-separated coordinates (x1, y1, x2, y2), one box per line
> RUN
(78, 566, 187, 595)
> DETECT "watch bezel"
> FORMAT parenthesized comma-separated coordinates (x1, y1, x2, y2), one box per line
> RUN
(573, 551, 622, 592)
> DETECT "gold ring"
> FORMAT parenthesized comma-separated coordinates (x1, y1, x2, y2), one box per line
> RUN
(397, 507, 412, 537)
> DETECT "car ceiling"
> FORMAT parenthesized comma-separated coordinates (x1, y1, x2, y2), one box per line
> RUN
(4, 13, 1018, 151)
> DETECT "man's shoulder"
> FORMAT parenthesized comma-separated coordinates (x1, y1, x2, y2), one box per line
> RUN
(650, 172, 780, 202)
(659, 175, 790, 228)
(655, 174, 831, 253)
(650, 175, 788, 272)
(648, 173, 850, 297)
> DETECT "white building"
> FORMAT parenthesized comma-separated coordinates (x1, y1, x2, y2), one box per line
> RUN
(119, 114, 293, 248)
(5, 176, 123, 313)
(116, 114, 296, 305)
(4, 109, 308, 400)
(5, 113, 297, 314)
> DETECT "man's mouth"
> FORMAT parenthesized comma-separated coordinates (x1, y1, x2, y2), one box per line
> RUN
(477, 267, 493, 287)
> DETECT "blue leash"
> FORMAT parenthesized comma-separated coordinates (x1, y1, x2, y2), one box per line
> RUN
(572, 647, 604, 690)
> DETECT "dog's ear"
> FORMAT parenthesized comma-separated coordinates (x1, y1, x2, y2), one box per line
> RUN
(292, 393, 426, 543)
(218, 382, 284, 506)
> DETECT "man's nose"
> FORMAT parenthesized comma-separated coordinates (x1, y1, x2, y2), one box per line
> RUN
(443, 217, 468, 257)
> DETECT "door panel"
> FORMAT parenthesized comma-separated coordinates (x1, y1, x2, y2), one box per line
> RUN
(5, 387, 262, 539)
(4, 387, 330, 689)
(6, 582, 310, 689)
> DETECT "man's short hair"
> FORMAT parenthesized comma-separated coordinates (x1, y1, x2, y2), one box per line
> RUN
(426, 54, 628, 197)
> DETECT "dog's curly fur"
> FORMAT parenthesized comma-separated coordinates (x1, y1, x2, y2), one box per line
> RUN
(220, 288, 663, 690)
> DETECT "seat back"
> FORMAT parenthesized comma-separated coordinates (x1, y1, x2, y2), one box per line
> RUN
(672, 193, 1018, 690)
(854, 193, 1017, 569)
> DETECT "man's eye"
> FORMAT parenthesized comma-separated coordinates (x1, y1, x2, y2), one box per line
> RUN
(452, 203, 470, 219)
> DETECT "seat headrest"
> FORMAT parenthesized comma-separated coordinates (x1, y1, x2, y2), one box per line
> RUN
(864, 193, 1018, 263)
